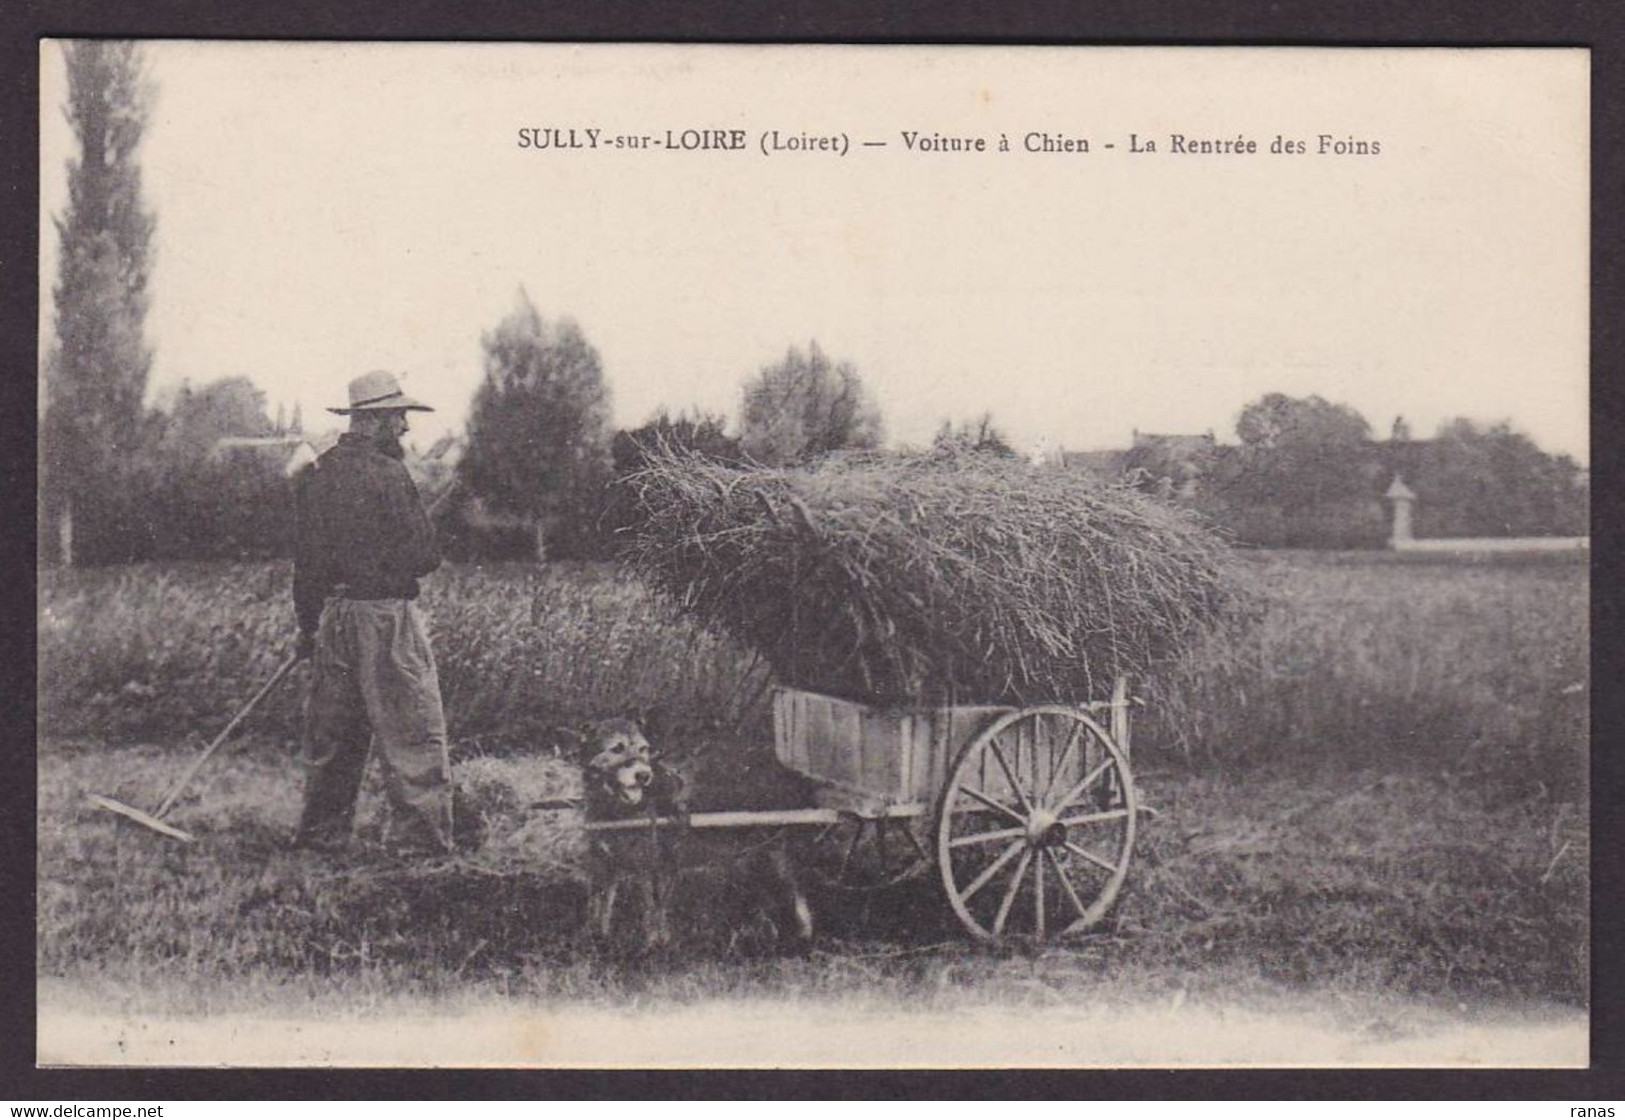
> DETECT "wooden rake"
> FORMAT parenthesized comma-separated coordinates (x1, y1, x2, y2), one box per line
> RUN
(88, 653, 301, 842)
(86, 473, 455, 842)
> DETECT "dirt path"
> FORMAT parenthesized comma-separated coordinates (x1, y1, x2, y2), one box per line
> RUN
(38, 984, 1585, 1068)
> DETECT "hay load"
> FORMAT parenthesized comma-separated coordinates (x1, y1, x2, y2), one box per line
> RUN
(619, 448, 1246, 706)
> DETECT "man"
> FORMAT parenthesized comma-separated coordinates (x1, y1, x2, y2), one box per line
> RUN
(292, 369, 453, 856)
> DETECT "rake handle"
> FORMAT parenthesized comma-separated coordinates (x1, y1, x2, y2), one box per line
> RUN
(153, 652, 301, 819)
(424, 477, 459, 517)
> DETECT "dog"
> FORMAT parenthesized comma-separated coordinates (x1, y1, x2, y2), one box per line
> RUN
(580, 717, 687, 821)
(576, 718, 814, 951)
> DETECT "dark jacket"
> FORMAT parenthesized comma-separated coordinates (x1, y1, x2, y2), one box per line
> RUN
(293, 433, 442, 637)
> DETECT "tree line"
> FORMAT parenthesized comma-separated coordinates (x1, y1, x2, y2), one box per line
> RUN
(40, 43, 1586, 566)
(1121, 394, 1587, 548)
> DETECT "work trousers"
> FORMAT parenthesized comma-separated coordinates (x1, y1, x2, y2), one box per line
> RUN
(297, 597, 454, 853)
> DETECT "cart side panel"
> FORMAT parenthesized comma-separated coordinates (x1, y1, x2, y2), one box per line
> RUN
(774, 688, 912, 800)
(812, 692, 848, 780)
(775, 687, 840, 790)
(773, 687, 1009, 803)
(859, 706, 909, 798)
(931, 705, 1010, 801)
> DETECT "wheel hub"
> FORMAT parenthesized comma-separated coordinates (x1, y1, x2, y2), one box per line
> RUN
(1025, 809, 1068, 849)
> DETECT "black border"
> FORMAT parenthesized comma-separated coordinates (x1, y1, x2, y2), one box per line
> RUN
(4, 0, 1620, 1102)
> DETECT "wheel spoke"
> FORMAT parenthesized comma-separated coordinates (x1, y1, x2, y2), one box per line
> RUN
(1058, 808, 1132, 828)
(958, 785, 1026, 826)
(949, 824, 1028, 849)
(1020, 720, 1037, 801)
(875, 817, 892, 869)
(993, 849, 1032, 936)
(942, 709, 1136, 943)
(961, 839, 1025, 902)
(1034, 848, 1046, 939)
(1050, 757, 1116, 817)
(1046, 848, 1091, 920)
(987, 738, 1034, 814)
(1063, 840, 1120, 874)
(1043, 719, 1085, 806)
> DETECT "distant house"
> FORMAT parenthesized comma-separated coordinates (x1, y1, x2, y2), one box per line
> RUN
(1125, 430, 1217, 497)
(210, 428, 476, 531)
(210, 433, 336, 478)
(1130, 429, 1217, 459)
(1058, 430, 1218, 495)
(1059, 448, 1129, 480)
(213, 430, 476, 485)
(406, 433, 463, 498)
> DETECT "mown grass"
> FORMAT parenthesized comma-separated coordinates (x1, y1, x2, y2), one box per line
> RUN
(37, 552, 1589, 1013)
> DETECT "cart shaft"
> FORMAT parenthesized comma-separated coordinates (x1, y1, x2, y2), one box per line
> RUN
(582, 803, 926, 833)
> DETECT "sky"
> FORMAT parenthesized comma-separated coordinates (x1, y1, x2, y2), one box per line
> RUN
(38, 43, 1590, 461)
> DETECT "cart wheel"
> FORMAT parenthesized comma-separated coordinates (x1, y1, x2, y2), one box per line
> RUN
(936, 706, 1137, 942)
(804, 812, 933, 891)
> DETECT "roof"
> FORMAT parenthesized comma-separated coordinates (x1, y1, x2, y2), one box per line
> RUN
(1061, 449, 1128, 476)
(1131, 430, 1217, 455)
(212, 436, 304, 452)
(420, 433, 466, 464)
(212, 432, 341, 478)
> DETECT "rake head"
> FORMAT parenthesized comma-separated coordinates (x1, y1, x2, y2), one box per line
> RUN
(87, 794, 196, 843)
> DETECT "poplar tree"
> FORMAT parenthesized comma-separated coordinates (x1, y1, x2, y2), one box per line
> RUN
(42, 41, 156, 564)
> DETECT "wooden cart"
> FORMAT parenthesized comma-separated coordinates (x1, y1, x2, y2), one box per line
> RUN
(585, 680, 1138, 943)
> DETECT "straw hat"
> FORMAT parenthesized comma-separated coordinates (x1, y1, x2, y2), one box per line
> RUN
(327, 370, 433, 415)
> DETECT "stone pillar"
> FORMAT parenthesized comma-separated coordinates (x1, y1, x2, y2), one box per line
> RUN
(1384, 476, 1416, 548)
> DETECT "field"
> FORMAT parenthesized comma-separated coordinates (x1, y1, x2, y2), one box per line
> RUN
(36, 552, 1589, 1063)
